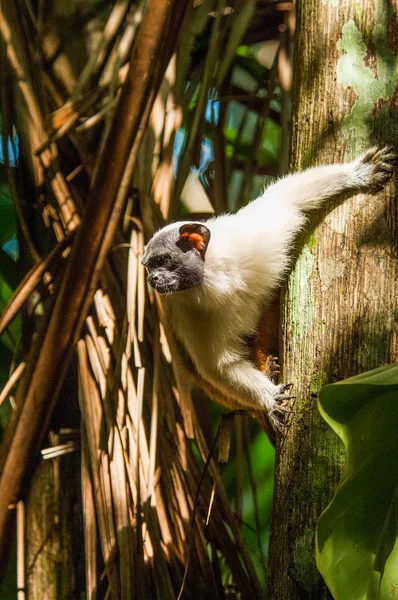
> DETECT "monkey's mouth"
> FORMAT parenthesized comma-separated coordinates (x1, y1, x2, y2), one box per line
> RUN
(148, 277, 180, 294)
(151, 283, 170, 294)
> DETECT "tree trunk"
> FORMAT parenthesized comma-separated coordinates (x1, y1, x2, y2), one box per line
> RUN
(26, 451, 84, 600)
(25, 372, 85, 600)
(268, 1, 398, 598)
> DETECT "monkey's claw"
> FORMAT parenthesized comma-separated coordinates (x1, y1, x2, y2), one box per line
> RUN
(360, 146, 397, 192)
(274, 382, 294, 402)
(268, 383, 296, 432)
(269, 356, 280, 379)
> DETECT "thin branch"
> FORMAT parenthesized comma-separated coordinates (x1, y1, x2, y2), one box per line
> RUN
(0, 362, 26, 409)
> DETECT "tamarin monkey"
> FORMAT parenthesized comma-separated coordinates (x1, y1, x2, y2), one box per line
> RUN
(142, 147, 397, 436)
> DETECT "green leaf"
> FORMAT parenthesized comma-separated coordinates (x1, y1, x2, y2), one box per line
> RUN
(0, 176, 16, 246)
(0, 277, 21, 352)
(316, 363, 398, 600)
(0, 337, 12, 384)
(259, 119, 280, 162)
(234, 54, 268, 83)
(0, 247, 21, 290)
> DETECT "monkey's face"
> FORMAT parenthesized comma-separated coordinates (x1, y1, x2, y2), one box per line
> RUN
(141, 223, 211, 294)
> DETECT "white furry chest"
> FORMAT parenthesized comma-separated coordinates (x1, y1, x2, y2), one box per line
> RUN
(163, 289, 262, 370)
(167, 297, 223, 352)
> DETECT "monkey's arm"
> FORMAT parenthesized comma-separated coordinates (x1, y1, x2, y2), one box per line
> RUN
(262, 146, 396, 212)
(192, 343, 293, 429)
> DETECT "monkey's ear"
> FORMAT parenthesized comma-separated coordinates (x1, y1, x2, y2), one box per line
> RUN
(177, 223, 211, 259)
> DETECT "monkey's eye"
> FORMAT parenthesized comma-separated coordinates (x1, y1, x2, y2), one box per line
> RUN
(149, 254, 171, 269)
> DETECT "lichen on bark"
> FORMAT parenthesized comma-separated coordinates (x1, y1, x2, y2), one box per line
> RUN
(337, 17, 398, 150)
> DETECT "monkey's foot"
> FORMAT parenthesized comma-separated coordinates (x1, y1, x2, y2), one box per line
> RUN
(274, 382, 295, 402)
(359, 146, 397, 192)
(268, 383, 295, 432)
(269, 356, 280, 380)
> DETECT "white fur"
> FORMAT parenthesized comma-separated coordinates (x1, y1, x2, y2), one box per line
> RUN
(154, 148, 395, 418)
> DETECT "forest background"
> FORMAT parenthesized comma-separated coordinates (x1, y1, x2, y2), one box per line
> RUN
(0, 1, 397, 599)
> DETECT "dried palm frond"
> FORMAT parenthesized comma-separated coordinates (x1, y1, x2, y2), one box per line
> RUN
(0, 1, 289, 597)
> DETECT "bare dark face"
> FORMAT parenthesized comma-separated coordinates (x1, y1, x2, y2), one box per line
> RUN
(141, 223, 211, 294)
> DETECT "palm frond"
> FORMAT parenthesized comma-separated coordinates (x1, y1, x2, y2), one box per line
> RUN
(0, 1, 291, 597)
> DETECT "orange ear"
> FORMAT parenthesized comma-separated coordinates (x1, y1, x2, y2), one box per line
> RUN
(178, 223, 211, 259)
(180, 231, 206, 252)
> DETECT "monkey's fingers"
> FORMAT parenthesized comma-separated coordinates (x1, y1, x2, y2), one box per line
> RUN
(274, 421, 290, 430)
(270, 369, 280, 383)
(269, 356, 280, 370)
(268, 388, 296, 433)
(268, 414, 291, 432)
(274, 390, 294, 403)
(360, 146, 398, 191)
(274, 404, 295, 415)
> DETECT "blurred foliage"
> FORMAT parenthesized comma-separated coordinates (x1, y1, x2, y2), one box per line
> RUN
(206, 399, 276, 588)
(0, 136, 19, 407)
(0, 129, 18, 600)
(317, 364, 398, 600)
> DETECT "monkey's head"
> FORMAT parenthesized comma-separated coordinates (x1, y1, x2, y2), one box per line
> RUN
(141, 222, 211, 294)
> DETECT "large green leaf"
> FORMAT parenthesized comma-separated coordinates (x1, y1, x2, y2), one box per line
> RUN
(316, 364, 398, 600)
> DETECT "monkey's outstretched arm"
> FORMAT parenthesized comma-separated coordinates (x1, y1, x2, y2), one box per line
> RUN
(263, 146, 396, 212)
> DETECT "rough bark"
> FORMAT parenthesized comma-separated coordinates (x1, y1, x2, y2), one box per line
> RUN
(26, 452, 84, 600)
(268, 1, 398, 598)
(24, 370, 85, 600)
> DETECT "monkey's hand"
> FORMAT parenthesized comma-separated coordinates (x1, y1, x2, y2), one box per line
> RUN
(354, 146, 397, 192)
(196, 354, 296, 435)
(267, 383, 295, 432)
